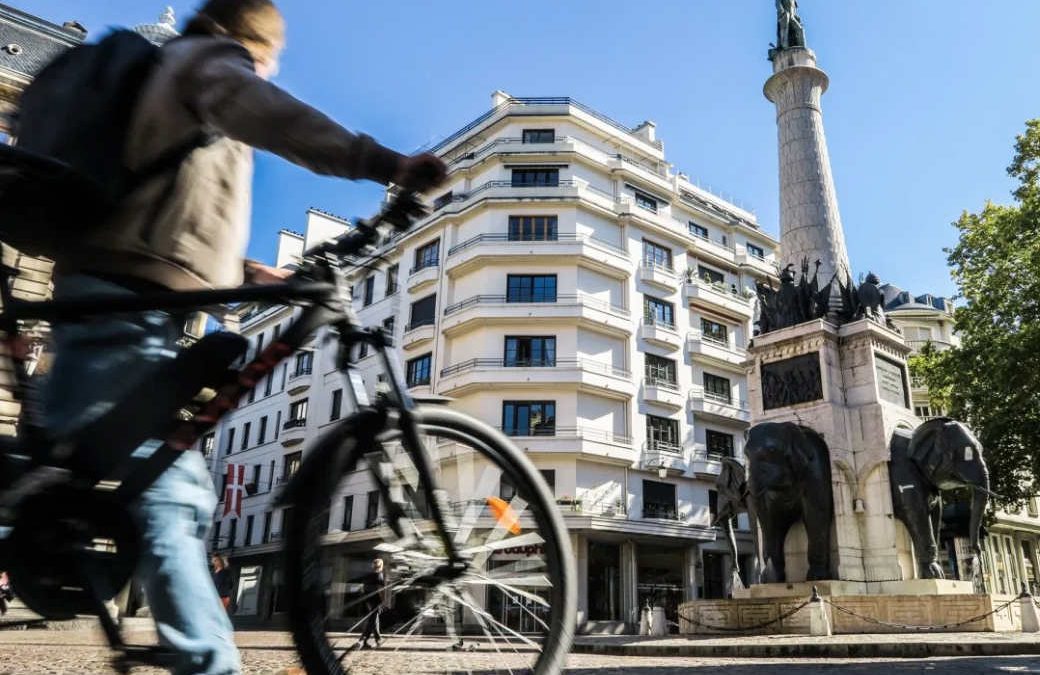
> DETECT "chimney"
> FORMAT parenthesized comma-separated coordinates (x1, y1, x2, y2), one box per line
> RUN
(633, 120, 657, 143)
(491, 90, 512, 108)
(275, 229, 305, 269)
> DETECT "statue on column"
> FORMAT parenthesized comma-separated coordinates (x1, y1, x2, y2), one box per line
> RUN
(775, 0, 806, 51)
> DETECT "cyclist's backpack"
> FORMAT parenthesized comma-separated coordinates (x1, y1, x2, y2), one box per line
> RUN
(0, 30, 207, 259)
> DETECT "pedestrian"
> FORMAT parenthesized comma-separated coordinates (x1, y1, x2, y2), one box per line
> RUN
(0, 570, 13, 616)
(357, 558, 386, 650)
(211, 554, 233, 613)
(33, 0, 445, 672)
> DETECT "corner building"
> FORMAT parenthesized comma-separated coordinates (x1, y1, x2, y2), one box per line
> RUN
(209, 94, 777, 633)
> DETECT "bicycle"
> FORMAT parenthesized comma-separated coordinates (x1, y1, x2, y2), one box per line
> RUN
(0, 191, 576, 674)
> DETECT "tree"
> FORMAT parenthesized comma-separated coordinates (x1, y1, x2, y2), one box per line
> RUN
(919, 120, 1040, 505)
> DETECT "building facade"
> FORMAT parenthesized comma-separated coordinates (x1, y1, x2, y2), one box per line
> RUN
(884, 285, 1040, 595)
(206, 94, 778, 632)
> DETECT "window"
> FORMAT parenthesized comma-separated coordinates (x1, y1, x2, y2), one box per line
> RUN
(432, 191, 454, 210)
(201, 433, 215, 458)
(642, 239, 673, 270)
(357, 342, 369, 360)
(268, 460, 275, 490)
(250, 464, 261, 492)
(282, 451, 303, 481)
(244, 515, 254, 547)
(634, 191, 658, 213)
(645, 354, 677, 387)
(342, 495, 354, 531)
(247, 385, 256, 404)
(502, 401, 556, 437)
(504, 336, 556, 367)
(409, 294, 437, 329)
(706, 430, 735, 458)
(511, 167, 559, 187)
(258, 416, 268, 445)
(539, 469, 556, 496)
(642, 480, 677, 520)
(382, 316, 395, 343)
(507, 274, 557, 302)
(385, 264, 399, 295)
(643, 296, 675, 328)
(262, 511, 272, 543)
(698, 265, 725, 285)
(212, 520, 222, 550)
(746, 243, 765, 260)
(228, 519, 238, 548)
(701, 318, 729, 345)
(273, 323, 281, 340)
(224, 427, 236, 455)
(703, 373, 732, 404)
(280, 363, 288, 391)
(708, 489, 719, 523)
(414, 240, 440, 271)
(264, 371, 273, 396)
(255, 332, 265, 360)
(294, 351, 313, 377)
(646, 415, 679, 451)
(329, 389, 343, 421)
(508, 215, 558, 241)
(689, 222, 709, 240)
(274, 411, 281, 439)
(362, 276, 375, 306)
(288, 399, 308, 425)
(522, 129, 555, 144)
(365, 490, 380, 528)
(407, 354, 432, 387)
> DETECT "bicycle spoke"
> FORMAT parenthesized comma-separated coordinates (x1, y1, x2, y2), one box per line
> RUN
(462, 530, 544, 557)
(440, 587, 540, 649)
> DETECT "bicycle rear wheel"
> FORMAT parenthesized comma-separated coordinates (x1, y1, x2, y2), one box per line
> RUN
(284, 406, 576, 674)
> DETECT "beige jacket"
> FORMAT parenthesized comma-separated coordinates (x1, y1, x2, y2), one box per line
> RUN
(65, 35, 405, 290)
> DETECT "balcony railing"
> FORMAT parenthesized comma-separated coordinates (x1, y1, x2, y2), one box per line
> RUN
(446, 232, 626, 257)
(642, 315, 677, 331)
(645, 439, 682, 455)
(404, 318, 436, 332)
(642, 503, 681, 521)
(443, 293, 629, 318)
(503, 425, 557, 437)
(440, 357, 630, 380)
(409, 261, 440, 275)
(496, 425, 632, 446)
(282, 417, 306, 431)
(704, 390, 734, 405)
(644, 376, 680, 392)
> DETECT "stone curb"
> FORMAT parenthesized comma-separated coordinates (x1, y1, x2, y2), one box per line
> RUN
(571, 640, 1040, 659)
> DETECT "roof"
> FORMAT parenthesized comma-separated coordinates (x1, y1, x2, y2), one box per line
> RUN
(0, 3, 84, 80)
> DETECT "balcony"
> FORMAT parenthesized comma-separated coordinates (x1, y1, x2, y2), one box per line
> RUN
(438, 357, 635, 400)
(408, 263, 440, 292)
(641, 502, 686, 521)
(280, 417, 307, 447)
(641, 378, 684, 409)
(445, 232, 629, 278)
(286, 363, 313, 395)
(735, 249, 775, 276)
(640, 441, 687, 477)
(687, 331, 747, 370)
(402, 319, 436, 350)
(498, 425, 634, 464)
(690, 445, 727, 479)
(689, 386, 751, 423)
(638, 316, 682, 350)
(684, 280, 754, 320)
(637, 262, 678, 290)
(686, 230, 737, 266)
(441, 293, 631, 338)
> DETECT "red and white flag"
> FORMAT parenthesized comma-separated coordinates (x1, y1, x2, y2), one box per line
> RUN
(223, 464, 246, 518)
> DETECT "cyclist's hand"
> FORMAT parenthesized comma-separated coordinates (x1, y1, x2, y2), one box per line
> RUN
(245, 260, 293, 285)
(393, 153, 447, 192)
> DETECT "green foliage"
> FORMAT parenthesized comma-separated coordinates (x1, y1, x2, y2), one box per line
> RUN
(919, 120, 1040, 505)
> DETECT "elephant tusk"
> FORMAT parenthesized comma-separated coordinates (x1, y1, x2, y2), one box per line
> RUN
(897, 484, 915, 493)
(971, 484, 1001, 499)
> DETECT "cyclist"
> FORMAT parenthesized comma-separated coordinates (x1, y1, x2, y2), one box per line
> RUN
(38, 0, 446, 672)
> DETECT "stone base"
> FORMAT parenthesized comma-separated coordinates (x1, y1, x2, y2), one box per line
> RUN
(680, 592, 1021, 635)
(732, 579, 975, 599)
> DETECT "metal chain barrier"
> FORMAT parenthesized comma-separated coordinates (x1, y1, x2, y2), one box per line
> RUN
(822, 595, 1021, 632)
(679, 598, 812, 633)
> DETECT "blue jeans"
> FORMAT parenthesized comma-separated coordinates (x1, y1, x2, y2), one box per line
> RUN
(42, 275, 240, 675)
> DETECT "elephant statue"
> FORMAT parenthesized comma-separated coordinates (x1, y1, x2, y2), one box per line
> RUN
(745, 422, 834, 582)
(889, 418, 989, 580)
(713, 457, 757, 590)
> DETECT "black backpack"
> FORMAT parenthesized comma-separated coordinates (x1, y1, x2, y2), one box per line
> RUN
(0, 30, 207, 259)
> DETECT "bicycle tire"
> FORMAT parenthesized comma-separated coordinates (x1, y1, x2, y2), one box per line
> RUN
(284, 405, 576, 674)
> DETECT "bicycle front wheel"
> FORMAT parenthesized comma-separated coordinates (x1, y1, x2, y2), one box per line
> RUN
(284, 405, 576, 674)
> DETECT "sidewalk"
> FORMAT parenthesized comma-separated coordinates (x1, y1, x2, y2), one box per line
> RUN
(573, 632, 1040, 659)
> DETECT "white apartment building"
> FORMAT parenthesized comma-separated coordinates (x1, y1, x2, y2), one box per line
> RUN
(206, 94, 778, 632)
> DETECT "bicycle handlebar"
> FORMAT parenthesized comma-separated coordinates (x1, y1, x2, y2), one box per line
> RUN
(302, 191, 426, 261)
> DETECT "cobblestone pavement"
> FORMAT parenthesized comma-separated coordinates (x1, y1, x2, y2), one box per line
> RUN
(1, 630, 1040, 674)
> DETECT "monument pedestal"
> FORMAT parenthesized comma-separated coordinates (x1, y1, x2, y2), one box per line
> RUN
(747, 318, 919, 583)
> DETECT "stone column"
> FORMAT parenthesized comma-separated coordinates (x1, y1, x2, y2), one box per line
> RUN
(764, 48, 851, 286)
(683, 544, 700, 602)
(620, 540, 638, 632)
(573, 533, 588, 628)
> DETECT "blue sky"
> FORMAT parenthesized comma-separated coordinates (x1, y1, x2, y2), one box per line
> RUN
(28, 1, 1040, 297)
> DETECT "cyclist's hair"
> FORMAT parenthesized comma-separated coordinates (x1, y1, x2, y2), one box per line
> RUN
(184, 0, 284, 61)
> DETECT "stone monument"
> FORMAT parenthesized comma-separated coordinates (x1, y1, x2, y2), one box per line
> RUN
(679, 4, 1019, 634)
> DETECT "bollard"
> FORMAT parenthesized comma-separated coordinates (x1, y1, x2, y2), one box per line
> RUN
(809, 585, 832, 637)
(1020, 583, 1040, 633)
(650, 605, 667, 637)
(639, 605, 651, 636)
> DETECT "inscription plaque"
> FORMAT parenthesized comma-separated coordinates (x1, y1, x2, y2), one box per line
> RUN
(875, 354, 909, 408)
(760, 352, 823, 410)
